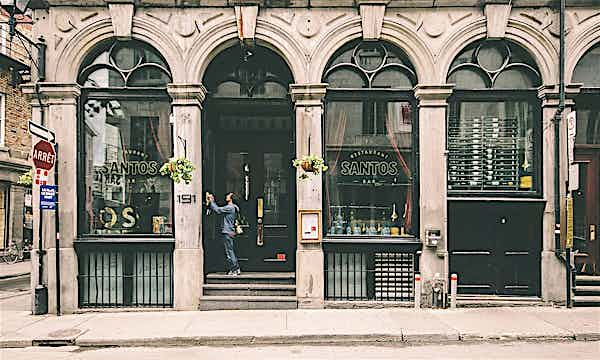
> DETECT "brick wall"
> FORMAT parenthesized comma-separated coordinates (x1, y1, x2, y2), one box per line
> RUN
(0, 69, 31, 158)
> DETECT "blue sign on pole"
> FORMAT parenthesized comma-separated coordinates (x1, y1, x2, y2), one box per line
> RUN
(40, 185, 58, 210)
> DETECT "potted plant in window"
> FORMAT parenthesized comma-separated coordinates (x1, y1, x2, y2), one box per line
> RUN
(160, 157, 196, 185)
(292, 155, 328, 180)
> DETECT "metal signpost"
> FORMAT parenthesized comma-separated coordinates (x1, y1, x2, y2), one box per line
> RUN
(28, 121, 60, 315)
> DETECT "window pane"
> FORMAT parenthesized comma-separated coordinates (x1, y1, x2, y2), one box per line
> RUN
(448, 68, 489, 89)
(263, 153, 288, 224)
(447, 101, 538, 192)
(128, 67, 171, 87)
(325, 101, 414, 237)
(494, 68, 536, 89)
(325, 68, 367, 88)
(576, 102, 600, 144)
(573, 44, 600, 87)
(372, 68, 413, 89)
(82, 99, 173, 235)
(84, 68, 125, 88)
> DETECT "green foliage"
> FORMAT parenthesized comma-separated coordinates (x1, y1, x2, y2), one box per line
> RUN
(17, 169, 33, 187)
(160, 157, 196, 185)
(292, 154, 328, 180)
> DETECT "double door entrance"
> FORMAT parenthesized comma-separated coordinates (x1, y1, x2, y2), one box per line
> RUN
(203, 102, 296, 273)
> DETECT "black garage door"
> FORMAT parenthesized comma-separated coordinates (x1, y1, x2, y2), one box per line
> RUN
(449, 201, 543, 296)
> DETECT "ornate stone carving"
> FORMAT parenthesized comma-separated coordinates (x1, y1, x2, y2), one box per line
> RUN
(421, 13, 450, 38)
(271, 11, 295, 26)
(172, 15, 196, 38)
(109, 3, 134, 39)
(55, 13, 77, 33)
(485, 3, 511, 38)
(235, 5, 258, 41)
(360, 3, 386, 40)
(519, 9, 573, 37)
(297, 13, 321, 38)
(146, 11, 172, 25)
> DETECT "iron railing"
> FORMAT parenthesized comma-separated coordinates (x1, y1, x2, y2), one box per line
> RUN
(324, 240, 420, 302)
(76, 242, 174, 308)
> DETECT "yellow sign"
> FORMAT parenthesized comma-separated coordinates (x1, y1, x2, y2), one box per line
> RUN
(566, 196, 573, 249)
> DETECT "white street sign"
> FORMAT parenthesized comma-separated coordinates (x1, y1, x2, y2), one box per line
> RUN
(566, 111, 578, 191)
(28, 120, 56, 144)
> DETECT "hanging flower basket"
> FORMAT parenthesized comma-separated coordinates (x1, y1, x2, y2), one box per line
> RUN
(292, 155, 328, 180)
(17, 169, 33, 187)
(160, 157, 196, 185)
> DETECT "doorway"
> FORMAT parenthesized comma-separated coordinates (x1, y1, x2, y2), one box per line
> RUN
(202, 45, 296, 273)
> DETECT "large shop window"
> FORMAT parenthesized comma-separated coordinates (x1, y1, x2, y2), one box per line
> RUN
(446, 40, 542, 194)
(78, 40, 173, 236)
(323, 41, 417, 237)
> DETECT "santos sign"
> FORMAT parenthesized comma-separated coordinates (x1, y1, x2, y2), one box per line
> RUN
(338, 150, 405, 183)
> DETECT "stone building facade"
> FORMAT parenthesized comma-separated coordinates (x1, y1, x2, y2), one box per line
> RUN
(0, 9, 32, 252)
(24, 0, 600, 313)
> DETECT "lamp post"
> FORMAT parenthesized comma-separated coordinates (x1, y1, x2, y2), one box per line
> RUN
(1, 0, 30, 37)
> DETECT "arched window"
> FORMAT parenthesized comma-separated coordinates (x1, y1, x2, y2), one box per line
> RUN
(446, 40, 542, 194)
(322, 40, 417, 238)
(78, 40, 174, 237)
(572, 43, 600, 144)
(204, 46, 292, 99)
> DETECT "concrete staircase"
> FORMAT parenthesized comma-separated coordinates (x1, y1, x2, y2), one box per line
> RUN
(574, 275, 600, 307)
(200, 272, 297, 310)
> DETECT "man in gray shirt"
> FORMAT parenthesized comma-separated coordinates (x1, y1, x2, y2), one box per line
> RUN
(208, 192, 241, 275)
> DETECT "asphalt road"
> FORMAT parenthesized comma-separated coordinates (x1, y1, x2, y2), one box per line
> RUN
(0, 274, 31, 311)
(1, 341, 599, 360)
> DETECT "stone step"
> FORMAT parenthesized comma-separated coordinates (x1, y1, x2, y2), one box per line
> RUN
(576, 275, 600, 287)
(199, 295, 297, 311)
(456, 295, 544, 308)
(205, 272, 295, 285)
(574, 286, 600, 296)
(203, 283, 296, 297)
(573, 295, 600, 307)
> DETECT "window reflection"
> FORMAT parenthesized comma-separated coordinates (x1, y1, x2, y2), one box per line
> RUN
(83, 99, 173, 235)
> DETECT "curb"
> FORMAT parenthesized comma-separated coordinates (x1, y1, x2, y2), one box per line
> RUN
(2, 332, 596, 349)
(0, 272, 30, 280)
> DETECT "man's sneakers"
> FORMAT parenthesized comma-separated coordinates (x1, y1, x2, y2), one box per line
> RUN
(227, 268, 241, 276)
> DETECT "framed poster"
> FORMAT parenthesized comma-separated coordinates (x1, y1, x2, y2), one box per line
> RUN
(298, 210, 322, 243)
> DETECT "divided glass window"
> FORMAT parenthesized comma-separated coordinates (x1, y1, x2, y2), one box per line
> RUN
(323, 41, 417, 237)
(447, 40, 542, 195)
(78, 40, 173, 236)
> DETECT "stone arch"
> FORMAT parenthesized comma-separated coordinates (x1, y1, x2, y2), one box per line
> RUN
(566, 20, 600, 84)
(54, 17, 186, 84)
(437, 18, 557, 85)
(188, 18, 307, 85)
(309, 17, 435, 84)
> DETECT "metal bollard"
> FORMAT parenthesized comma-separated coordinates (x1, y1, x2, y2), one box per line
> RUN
(450, 273, 458, 309)
(414, 273, 421, 309)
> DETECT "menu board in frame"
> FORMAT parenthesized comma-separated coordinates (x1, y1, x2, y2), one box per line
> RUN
(298, 210, 322, 244)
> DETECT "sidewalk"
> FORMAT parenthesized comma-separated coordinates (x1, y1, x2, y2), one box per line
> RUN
(0, 261, 30, 280)
(1, 306, 599, 348)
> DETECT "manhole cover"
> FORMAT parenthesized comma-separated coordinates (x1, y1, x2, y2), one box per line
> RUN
(47, 328, 82, 338)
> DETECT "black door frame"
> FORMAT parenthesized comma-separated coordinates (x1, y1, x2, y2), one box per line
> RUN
(202, 98, 297, 273)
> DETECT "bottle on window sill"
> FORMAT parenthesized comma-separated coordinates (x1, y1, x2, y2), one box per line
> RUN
(390, 203, 400, 236)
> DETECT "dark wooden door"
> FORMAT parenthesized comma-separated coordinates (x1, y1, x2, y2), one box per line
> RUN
(573, 149, 600, 275)
(208, 132, 295, 272)
(449, 201, 543, 296)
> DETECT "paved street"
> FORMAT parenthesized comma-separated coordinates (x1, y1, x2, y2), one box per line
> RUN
(2, 341, 600, 360)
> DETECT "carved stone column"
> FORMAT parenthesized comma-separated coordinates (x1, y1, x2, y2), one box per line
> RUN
(22, 82, 81, 314)
(167, 83, 207, 310)
(537, 84, 581, 303)
(290, 83, 327, 309)
(413, 84, 454, 307)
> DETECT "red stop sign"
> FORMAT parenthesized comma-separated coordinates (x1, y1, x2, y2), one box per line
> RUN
(32, 140, 56, 170)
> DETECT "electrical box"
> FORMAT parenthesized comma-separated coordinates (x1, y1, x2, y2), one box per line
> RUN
(425, 229, 441, 247)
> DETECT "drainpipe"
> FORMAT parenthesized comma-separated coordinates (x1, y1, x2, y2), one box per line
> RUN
(553, 0, 572, 307)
